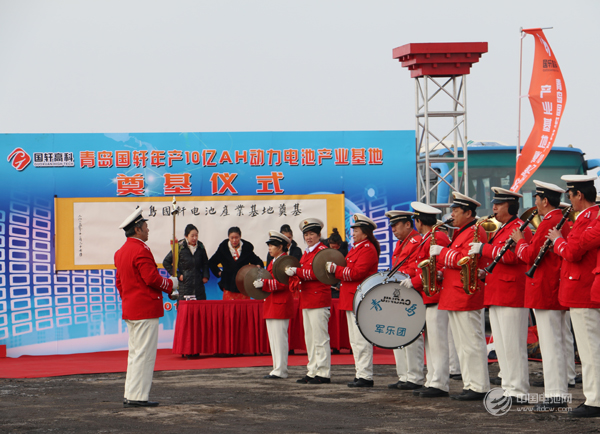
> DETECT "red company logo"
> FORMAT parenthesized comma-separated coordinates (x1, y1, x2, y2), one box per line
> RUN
(7, 148, 31, 171)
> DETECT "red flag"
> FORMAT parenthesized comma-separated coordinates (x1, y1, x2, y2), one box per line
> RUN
(511, 29, 566, 192)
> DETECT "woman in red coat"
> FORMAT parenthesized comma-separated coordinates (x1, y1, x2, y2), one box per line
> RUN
(253, 231, 294, 379)
(285, 218, 332, 385)
(326, 213, 380, 387)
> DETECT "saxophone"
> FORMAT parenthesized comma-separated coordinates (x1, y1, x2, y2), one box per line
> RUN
(457, 214, 495, 295)
(418, 219, 451, 297)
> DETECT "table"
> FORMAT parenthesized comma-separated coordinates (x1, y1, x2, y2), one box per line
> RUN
(172, 299, 351, 355)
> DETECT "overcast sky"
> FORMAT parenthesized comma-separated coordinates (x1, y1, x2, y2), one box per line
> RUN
(1, 0, 598, 166)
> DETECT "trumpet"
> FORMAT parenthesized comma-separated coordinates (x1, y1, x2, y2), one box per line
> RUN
(458, 214, 495, 295)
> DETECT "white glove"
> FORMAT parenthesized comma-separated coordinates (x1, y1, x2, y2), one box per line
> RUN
(253, 279, 264, 288)
(400, 278, 413, 289)
(429, 245, 443, 256)
(285, 267, 297, 277)
(326, 261, 337, 273)
(468, 242, 483, 256)
(170, 276, 179, 290)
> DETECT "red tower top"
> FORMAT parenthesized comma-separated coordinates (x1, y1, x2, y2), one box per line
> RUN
(393, 42, 488, 78)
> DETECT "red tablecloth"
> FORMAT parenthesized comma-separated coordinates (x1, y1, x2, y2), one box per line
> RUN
(172, 299, 351, 355)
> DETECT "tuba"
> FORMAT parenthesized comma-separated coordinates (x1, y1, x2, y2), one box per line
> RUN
(417, 220, 449, 297)
(457, 215, 495, 295)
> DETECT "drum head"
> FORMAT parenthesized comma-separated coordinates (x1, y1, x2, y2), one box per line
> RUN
(272, 255, 300, 284)
(353, 271, 405, 315)
(313, 249, 347, 285)
(235, 264, 257, 296)
(243, 267, 272, 300)
(354, 283, 425, 349)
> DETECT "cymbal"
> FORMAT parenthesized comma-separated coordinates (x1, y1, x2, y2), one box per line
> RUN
(235, 264, 257, 296)
(313, 248, 347, 285)
(272, 255, 300, 284)
(243, 267, 272, 300)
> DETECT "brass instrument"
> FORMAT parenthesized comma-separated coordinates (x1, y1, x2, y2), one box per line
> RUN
(417, 220, 447, 297)
(457, 214, 496, 295)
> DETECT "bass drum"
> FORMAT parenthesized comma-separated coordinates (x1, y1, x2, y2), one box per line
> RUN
(352, 271, 426, 349)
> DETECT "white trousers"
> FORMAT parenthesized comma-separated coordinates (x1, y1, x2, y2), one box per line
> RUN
(570, 308, 600, 407)
(534, 309, 569, 397)
(448, 309, 490, 393)
(266, 318, 289, 378)
(124, 318, 159, 402)
(564, 311, 576, 385)
(424, 305, 450, 391)
(346, 310, 373, 380)
(448, 325, 461, 375)
(489, 306, 529, 397)
(393, 334, 424, 384)
(302, 308, 331, 378)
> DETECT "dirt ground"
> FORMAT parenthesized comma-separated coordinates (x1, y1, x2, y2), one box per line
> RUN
(0, 361, 596, 434)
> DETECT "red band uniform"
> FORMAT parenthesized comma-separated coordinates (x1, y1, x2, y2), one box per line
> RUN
(407, 202, 452, 396)
(479, 187, 532, 400)
(515, 180, 571, 401)
(385, 210, 425, 390)
(333, 214, 379, 387)
(258, 231, 295, 379)
(435, 192, 490, 399)
(555, 175, 600, 416)
(114, 208, 175, 406)
(290, 218, 332, 384)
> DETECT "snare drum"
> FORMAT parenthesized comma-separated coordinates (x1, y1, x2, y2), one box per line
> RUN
(352, 271, 425, 349)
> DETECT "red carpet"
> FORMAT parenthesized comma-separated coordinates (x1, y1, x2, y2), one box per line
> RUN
(0, 348, 396, 379)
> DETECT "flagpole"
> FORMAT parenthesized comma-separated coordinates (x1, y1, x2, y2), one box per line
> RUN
(517, 27, 524, 164)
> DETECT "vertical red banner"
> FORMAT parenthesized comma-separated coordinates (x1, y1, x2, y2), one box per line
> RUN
(511, 29, 567, 192)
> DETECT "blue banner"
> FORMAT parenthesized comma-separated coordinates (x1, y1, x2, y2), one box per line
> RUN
(0, 131, 415, 355)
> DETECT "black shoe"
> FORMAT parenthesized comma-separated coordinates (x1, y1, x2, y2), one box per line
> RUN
(419, 387, 449, 398)
(451, 389, 487, 401)
(575, 374, 583, 384)
(570, 403, 600, 418)
(308, 375, 331, 384)
(348, 378, 374, 388)
(123, 400, 159, 408)
(490, 377, 502, 386)
(449, 374, 462, 381)
(296, 375, 314, 384)
(532, 398, 568, 413)
(399, 381, 423, 390)
(186, 354, 200, 359)
(531, 380, 544, 387)
(388, 381, 404, 389)
(264, 374, 282, 379)
(568, 383, 576, 389)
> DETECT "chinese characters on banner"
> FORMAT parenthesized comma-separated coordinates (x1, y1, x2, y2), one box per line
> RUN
(70, 197, 334, 267)
(511, 29, 567, 192)
(79, 147, 384, 196)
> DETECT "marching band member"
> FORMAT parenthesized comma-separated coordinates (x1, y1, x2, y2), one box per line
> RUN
(114, 208, 178, 408)
(327, 214, 380, 387)
(286, 218, 332, 384)
(510, 180, 570, 412)
(402, 202, 452, 398)
(469, 187, 532, 403)
(428, 192, 490, 400)
(254, 231, 295, 380)
(551, 175, 600, 418)
(384, 210, 425, 391)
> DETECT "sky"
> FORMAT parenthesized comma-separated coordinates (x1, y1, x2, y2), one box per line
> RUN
(0, 0, 598, 166)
